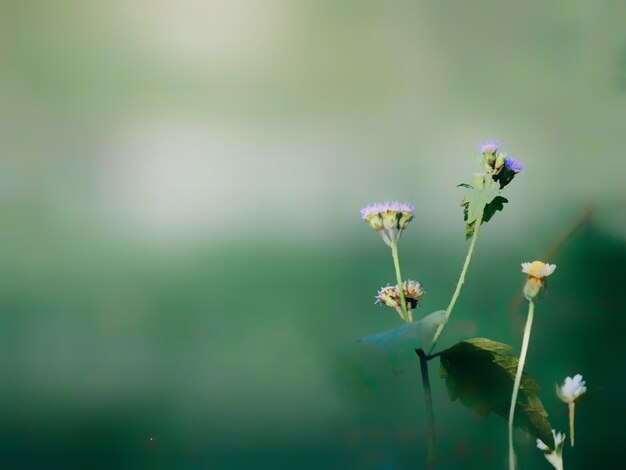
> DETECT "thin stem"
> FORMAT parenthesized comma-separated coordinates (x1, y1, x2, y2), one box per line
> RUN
(508, 300, 535, 470)
(379, 230, 393, 247)
(416, 349, 436, 470)
(391, 243, 409, 322)
(428, 218, 482, 354)
(569, 402, 575, 447)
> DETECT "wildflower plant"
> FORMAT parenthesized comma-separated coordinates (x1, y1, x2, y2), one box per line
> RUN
(557, 374, 587, 447)
(508, 261, 557, 469)
(356, 141, 585, 469)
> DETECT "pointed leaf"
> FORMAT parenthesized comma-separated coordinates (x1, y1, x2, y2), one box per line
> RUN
(439, 338, 554, 447)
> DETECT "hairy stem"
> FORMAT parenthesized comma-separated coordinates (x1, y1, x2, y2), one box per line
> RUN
(391, 243, 409, 322)
(569, 402, 575, 447)
(508, 300, 535, 470)
(417, 349, 436, 470)
(428, 219, 482, 354)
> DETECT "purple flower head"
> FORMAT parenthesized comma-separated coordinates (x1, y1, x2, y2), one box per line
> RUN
(360, 203, 383, 220)
(503, 155, 524, 173)
(478, 139, 501, 154)
(360, 201, 414, 219)
(360, 201, 415, 233)
(384, 200, 414, 215)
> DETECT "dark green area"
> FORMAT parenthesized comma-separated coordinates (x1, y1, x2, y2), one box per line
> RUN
(440, 338, 553, 446)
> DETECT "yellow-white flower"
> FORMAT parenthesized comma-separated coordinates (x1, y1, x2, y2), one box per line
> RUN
(521, 261, 556, 301)
(556, 374, 587, 404)
(536, 430, 566, 470)
(521, 261, 557, 278)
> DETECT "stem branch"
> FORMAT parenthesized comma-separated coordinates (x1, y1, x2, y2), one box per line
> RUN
(508, 300, 535, 470)
(416, 349, 436, 470)
(428, 218, 482, 354)
(391, 243, 409, 322)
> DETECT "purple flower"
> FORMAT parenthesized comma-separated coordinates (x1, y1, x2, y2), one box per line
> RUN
(504, 155, 524, 173)
(360, 201, 415, 233)
(385, 201, 414, 215)
(360, 203, 383, 220)
(478, 139, 501, 154)
(360, 201, 414, 219)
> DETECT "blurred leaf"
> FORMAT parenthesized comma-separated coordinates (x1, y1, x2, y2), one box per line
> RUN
(457, 183, 474, 189)
(357, 310, 445, 356)
(439, 338, 554, 447)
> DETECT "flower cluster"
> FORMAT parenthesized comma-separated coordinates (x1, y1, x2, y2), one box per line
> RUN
(376, 280, 424, 321)
(476, 139, 524, 189)
(360, 201, 414, 246)
(536, 429, 566, 470)
(521, 260, 556, 301)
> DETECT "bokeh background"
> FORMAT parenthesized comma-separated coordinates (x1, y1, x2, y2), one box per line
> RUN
(1, 1, 625, 468)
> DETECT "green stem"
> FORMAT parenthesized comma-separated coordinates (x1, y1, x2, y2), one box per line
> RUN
(508, 300, 535, 470)
(569, 402, 575, 447)
(428, 219, 482, 354)
(417, 349, 436, 470)
(391, 243, 409, 322)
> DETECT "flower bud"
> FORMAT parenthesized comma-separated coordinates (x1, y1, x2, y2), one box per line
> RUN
(521, 261, 556, 301)
(365, 214, 384, 231)
(398, 210, 414, 229)
(382, 210, 400, 230)
(495, 155, 506, 170)
(524, 277, 545, 301)
(478, 139, 501, 155)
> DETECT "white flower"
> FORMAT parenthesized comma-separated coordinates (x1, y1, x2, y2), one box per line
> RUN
(536, 430, 566, 470)
(521, 261, 557, 278)
(556, 374, 587, 404)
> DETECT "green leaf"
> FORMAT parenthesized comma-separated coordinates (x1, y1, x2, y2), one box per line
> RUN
(357, 310, 445, 356)
(464, 188, 500, 224)
(457, 183, 474, 189)
(461, 188, 506, 238)
(482, 196, 508, 224)
(439, 338, 554, 447)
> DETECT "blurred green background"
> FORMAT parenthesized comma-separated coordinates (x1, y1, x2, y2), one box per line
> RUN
(1, 1, 625, 468)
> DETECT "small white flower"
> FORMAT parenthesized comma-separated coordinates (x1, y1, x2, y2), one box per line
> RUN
(536, 430, 566, 470)
(521, 261, 557, 278)
(556, 374, 587, 404)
